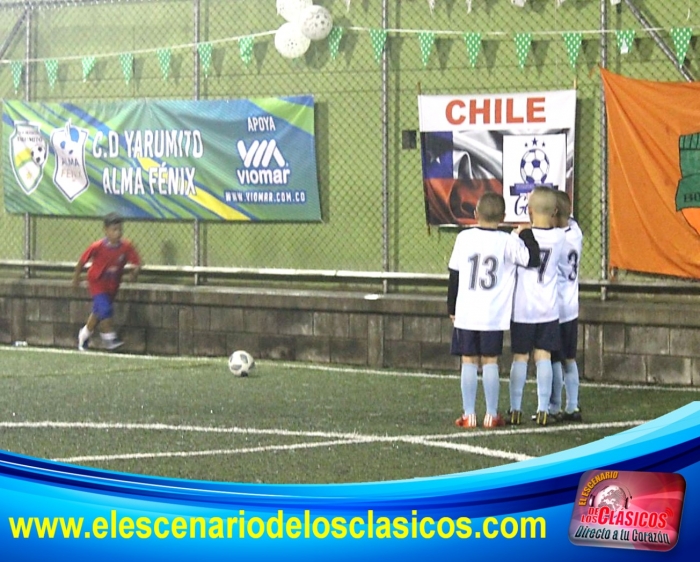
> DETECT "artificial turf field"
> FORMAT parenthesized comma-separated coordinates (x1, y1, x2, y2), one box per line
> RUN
(0, 346, 697, 484)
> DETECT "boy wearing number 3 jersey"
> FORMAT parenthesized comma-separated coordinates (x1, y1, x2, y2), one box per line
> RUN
(508, 187, 567, 427)
(448, 192, 540, 429)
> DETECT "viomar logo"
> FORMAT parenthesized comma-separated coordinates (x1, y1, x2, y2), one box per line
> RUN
(236, 139, 291, 186)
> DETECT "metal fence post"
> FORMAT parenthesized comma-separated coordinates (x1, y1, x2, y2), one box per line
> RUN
(599, 0, 608, 301)
(23, 6, 32, 279)
(381, 0, 389, 294)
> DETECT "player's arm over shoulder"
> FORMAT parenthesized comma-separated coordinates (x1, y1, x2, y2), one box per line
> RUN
(507, 228, 540, 267)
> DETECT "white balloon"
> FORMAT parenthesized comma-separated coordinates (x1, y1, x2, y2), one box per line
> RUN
(276, 0, 312, 23)
(274, 22, 311, 59)
(298, 5, 334, 41)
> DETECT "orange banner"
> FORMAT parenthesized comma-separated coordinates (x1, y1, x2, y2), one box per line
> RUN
(602, 68, 700, 279)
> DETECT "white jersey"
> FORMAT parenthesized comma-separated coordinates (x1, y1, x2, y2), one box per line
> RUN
(557, 218, 583, 322)
(512, 227, 566, 324)
(449, 227, 534, 331)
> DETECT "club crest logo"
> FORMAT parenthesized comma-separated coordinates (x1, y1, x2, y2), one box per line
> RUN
(9, 122, 48, 195)
(674, 133, 700, 237)
(505, 136, 561, 196)
(50, 120, 90, 201)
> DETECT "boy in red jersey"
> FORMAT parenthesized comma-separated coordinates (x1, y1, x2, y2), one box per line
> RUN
(72, 213, 141, 351)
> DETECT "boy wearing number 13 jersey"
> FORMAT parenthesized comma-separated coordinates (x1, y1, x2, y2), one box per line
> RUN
(509, 187, 567, 427)
(448, 192, 540, 429)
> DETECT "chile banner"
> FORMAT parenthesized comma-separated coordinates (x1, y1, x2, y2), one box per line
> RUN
(418, 90, 576, 225)
(2, 97, 321, 221)
(602, 68, 700, 279)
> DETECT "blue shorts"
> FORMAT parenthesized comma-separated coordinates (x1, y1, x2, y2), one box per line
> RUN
(510, 320, 561, 355)
(552, 319, 578, 363)
(451, 328, 504, 357)
(92, 293, 114, 320)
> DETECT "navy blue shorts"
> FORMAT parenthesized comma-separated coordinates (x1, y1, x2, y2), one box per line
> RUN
(451, 328, 504, 357)
(510, 320, 561, 354)
(92, 293, 114, 320)
(552, 318, 578, 362)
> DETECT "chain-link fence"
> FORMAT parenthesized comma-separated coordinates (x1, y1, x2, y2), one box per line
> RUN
(0, 0, 697, 289)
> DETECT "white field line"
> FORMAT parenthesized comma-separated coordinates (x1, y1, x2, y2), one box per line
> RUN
(55, 438, 372, 464)
(2, 346, 699, 393)
(424, 420, 646, 440)
(0, 420, 639, 465)
(0, 420, 644, 442)
(55, 437, 531, 464)
(404, 439, 533, 462)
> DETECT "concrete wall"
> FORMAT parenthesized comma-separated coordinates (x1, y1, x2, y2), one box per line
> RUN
(1, 280, 699, 386)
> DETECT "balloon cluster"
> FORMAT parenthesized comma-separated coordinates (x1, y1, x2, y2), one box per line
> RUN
(275, 0, 334, 59)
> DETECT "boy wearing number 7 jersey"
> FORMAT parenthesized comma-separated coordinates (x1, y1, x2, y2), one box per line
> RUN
(508, 187, 567, 427)
(448, 192, 540, 429)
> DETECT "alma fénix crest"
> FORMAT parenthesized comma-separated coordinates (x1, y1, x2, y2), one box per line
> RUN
(9, 122, 48, 195)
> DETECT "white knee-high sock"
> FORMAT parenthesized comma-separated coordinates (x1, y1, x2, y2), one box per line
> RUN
(482, 363, 500, 417)
(564, 361, 580, 413)
(460, 363, 478, 416)
(550, 361, 563, 413)
(536, 359, 553, 413)
(509, 361, 528, 412)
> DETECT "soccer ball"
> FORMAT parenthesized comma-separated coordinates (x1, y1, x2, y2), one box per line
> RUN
(520, 148, 550, 184)
(31, 144, 47, 166)
(228, 350, 255, 377)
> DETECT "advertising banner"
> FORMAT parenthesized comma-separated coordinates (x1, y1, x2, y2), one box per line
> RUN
(3, 97, 321, 221)
(418, 90, 576, 225)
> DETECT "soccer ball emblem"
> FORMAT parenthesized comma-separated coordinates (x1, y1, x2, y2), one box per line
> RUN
(228, 350, 255, 377)
(31, 143, 47, 166)
(520, 148, 549, 184)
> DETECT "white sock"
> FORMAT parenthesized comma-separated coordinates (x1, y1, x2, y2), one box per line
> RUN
(536, 359, 553, 413)
(564, 361, 580, 413)
(101, 331, 117, 342)
(550, 361, 564, 414)
(509, 361, 528, 412)
(460, 363, 478, 416)
(482, 364, 500, 417)
(79, 326, 92, 339)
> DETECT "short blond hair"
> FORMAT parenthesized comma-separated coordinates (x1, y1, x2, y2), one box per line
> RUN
(476, 192, 505, 223)
(528, 187, 557, 217)
(554, 190, 571, 220)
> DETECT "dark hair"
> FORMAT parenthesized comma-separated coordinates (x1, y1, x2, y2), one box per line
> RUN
(103, 212, 123, 227)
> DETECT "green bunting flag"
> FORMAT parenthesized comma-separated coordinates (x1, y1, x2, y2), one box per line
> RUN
(463, 32, 481, 68)
(514, 33, 532, 69)
(369, 29, 387, 64)
(239, 36, 254, 66)
(11, 60, 22, 92)
(157, 48, 172, 80)
(670, 27, 693, 65)
(45, 59, 58, 90)
(198, 42, 213, 77)
(119, 53, 133, 85)
(616, 29, 635, 55)
(418, 31, 435, 67)
(563, 32, 582, 69)
(82, 56, 96, 82)
(328, 26, 343, 60)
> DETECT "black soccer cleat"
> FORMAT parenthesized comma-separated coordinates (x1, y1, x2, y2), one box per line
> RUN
(505, 410, 522, 426)
(561, 408, 583, 422)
